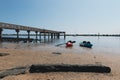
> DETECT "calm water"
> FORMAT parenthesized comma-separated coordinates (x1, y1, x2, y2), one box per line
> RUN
(1, 36, 120, 54)
(54, 36, 120, 54)
(65, 36, 120, 49)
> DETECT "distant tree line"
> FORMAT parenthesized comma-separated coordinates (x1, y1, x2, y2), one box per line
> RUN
(66, 34, 120, 37)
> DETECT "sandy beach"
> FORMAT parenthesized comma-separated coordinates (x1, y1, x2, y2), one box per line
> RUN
(0, 43, 120, 80)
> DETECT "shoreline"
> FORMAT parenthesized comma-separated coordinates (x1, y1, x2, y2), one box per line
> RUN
(0, 43, 120, 80)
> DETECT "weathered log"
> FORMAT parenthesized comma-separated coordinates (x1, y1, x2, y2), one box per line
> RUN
(29, 64, 111, 73)
(0, 64, 111, 79)
(52, 52, 62, 55)
(0, 53, 9, 56)
(0, 66, 28, 78)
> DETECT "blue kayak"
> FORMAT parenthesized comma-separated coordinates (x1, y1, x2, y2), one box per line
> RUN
(80, 41, 93, 48)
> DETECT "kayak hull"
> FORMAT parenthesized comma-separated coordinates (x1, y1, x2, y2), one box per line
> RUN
(66, 42, 73, 47)
(80, 43, 93, 48)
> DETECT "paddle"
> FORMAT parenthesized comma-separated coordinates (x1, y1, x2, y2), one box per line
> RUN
(67, 40, 76, 43)
(55, 43, 66, 46)
(71, 41, 76, 43)
(55, 41, 76, 46)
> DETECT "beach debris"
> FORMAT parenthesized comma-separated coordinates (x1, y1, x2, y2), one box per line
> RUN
(52, 52, 62, 55)
(29, 64, 111, 73)
(95, 62, 102, 65)
(0, 53, 9, 57)
(0, 66, 29, 79)
(0, 64, 111, 79)
(94, 56, 96, 59)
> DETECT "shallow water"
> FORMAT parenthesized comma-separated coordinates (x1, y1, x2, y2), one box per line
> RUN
(0, 36, 120, 55)
(64, 36, 120, 54)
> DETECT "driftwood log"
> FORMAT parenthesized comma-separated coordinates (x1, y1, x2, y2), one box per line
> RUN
(0, 53, 9, 56)
(0, 64, 111, 79)
(0, 66, 28, 78)
(52, 52, 62, 55)
(29, 64, 111, 73)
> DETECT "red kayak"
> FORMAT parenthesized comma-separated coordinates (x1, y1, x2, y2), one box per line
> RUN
(66, 42, 73, 47)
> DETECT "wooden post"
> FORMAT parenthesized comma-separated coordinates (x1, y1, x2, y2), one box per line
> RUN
(57, 33, 60, 39)
(54, 33, 56, 39)
(44, 32, 46, 42)
(48, 32, 50, 41)
(51, 33, 53, 39)
(0, 28, 3, 42)
(64, 32, 66, 39)
(39, 32, 41, 42)
(27, 30, 30, 42)
(35, 31, 38, 42)
(15, 29, 19, 42)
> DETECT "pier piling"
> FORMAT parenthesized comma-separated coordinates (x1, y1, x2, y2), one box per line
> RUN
(0, 28, 3, 42)
(39, 32, 41, 42)
(15, 29, 20, 42)
(35, 31, 38, 42)
(27, 30, 30, 42)
(51, 33, 53, 40)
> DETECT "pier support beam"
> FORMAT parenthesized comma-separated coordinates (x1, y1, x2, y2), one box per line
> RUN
(57, 33, 60, 39)
(35, 31, 38, 42)
(48, 32, 50, 41)
(54, 33, 56, 39)
(44, 32, 46, 42)
(39, 32, 41, 42)
(0, 28, 3, 42)
(51, 33, 53, 40)
(64, 32, 66, 39)
(27, 30, 30, 42)
(15, 29, 20, 42)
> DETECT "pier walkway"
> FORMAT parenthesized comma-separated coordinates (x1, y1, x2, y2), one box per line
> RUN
(0, 22, 65, 42)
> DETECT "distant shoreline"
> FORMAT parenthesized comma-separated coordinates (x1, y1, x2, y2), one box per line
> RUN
(2, 34, 120, 37)
(66, 34, 120, 37)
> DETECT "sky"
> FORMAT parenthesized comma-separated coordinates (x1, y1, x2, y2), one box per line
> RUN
(0, 0, 120, 34)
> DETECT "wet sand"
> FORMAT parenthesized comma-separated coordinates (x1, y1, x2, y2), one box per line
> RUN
(0, 43, 120, 80)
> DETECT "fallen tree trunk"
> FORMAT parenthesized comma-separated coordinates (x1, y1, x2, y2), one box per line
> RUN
(29, 64, 111, 73)
(0, 53, 9, 56)
(0, 66, 28, 79)
(0, 64, 111, 79)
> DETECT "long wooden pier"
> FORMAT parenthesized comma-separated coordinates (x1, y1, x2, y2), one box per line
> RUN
(0, 22, 66, 42)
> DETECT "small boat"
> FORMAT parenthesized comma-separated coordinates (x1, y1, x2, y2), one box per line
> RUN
(80, 41, 93, 48)
(66, 41, 73, 47)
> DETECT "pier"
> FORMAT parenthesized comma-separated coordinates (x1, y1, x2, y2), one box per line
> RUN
(0, 22, 66, 42)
